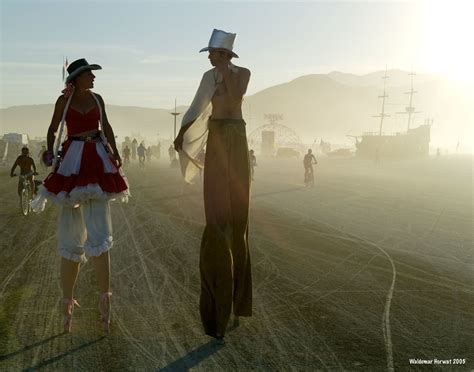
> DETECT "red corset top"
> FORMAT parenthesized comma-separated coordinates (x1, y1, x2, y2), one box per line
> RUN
(66, 106, 100, 136)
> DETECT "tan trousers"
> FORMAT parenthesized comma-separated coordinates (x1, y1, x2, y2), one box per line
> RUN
(200, 118, 252, 337)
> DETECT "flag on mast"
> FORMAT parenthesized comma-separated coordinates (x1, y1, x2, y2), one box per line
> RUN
(62, 57, 69, 83)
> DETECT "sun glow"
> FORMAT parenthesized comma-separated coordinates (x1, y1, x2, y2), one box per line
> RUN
(420, 0, 474, 85)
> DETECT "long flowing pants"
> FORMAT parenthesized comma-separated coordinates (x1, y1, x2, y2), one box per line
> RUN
(200, 118, 252, 337)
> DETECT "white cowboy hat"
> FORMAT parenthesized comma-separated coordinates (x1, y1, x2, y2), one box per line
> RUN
(66, 58, 102, 84)
(199, 29, 239, 58)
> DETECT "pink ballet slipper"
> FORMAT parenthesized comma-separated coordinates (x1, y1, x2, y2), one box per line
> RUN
(63, 298, 80, 333)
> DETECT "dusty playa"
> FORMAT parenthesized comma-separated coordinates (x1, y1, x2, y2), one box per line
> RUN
(0, 155, 472, 370)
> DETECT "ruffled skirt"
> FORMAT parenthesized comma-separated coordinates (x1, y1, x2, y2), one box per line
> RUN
(32, 140, 130, 212)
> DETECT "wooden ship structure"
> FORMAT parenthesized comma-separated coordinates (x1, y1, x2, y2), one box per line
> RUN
(353, 71, 432, 159)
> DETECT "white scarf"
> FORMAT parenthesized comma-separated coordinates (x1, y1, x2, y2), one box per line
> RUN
(179, 64, 238, 183)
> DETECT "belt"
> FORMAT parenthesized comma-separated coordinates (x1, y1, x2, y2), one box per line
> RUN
(208, 118, 246, 125)
(68, 133, 101, 142)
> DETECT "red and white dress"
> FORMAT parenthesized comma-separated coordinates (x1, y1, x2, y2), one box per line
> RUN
(33, 98, 129, 211)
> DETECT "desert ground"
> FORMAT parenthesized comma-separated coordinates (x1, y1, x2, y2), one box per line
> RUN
(0, 155, 472, 371)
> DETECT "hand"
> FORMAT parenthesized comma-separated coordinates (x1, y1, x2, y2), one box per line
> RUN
(174, 123, 192, 151)
(174, 133, 184, 152)
(113, 153, 122, 168)
(10, 173, 16, 178)
(43, 150, 53, 167)
(33, 172, 39, 176)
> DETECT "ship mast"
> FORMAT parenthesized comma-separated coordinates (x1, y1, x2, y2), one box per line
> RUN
(398, 72, 421, 131)
(373, 68, 390, 136)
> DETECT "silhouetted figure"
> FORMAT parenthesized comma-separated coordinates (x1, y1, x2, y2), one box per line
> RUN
(137, 142, 146, 168)
(303, 149, 317, 187)
(249, 149, 257, 180)
(131, 138, 138, 160)
(146, 146, 153, 162)
(10, 147, 37, 196)
(174, 29, 252, 344)
(169, 144, 178, 168)
(122, 145, 131, 165)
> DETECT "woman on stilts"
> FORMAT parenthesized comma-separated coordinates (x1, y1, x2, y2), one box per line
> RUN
(33, 58, 129, 333)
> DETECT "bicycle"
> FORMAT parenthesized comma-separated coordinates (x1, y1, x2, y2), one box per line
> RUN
(13, 171, 38, 216)
(304, 162, 317, 188)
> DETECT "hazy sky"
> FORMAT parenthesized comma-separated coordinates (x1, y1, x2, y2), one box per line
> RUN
(1, 0, 472, 109)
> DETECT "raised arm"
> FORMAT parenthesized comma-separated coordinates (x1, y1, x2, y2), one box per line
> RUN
(221, 67, 250, 105)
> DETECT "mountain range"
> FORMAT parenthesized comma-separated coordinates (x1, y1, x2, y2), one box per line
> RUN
(1, 70, 472, 149)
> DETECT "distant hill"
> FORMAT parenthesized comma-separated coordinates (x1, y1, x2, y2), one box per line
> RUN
(0, 104, 184, 142)
(327, 70, 440, 87)
(242, 71, 472, 149)
(1, 70, 472, 149)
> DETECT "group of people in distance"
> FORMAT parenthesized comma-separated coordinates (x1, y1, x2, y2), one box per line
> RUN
(14, 28, 319, 344)
(121, 141, 153, 167)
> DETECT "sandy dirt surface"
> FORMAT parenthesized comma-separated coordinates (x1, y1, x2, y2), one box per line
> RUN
(0, 156, 472, 371)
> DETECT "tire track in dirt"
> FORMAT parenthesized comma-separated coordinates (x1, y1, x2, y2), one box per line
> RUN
(113, 182, 204, 366)
(0, 236, 54, 299)
(252, 182, 398, 371)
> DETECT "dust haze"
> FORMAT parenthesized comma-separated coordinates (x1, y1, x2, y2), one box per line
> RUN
(1, 46, 473, 372)
(1, 128, 472, 369)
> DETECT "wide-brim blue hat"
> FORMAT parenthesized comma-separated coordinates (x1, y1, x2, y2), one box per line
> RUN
(199, 29, 239, 58)
(66, 58, 102, 84)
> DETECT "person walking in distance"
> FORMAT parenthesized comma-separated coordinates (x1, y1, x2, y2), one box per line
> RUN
(249, 149, 257, 181)
(131, 138, 138, 161)
(146, 146, 153, 162)
(137, 142, 146, 168)
(122, 145, 131, 166)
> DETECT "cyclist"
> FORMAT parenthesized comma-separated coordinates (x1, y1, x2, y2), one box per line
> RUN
(303, 149, 317, 187)
(10, 147, 38, 196)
